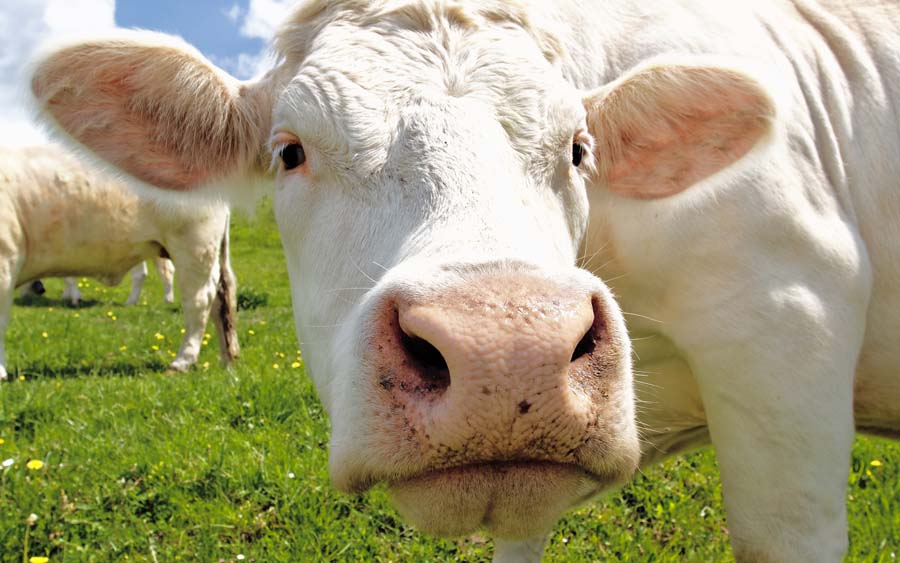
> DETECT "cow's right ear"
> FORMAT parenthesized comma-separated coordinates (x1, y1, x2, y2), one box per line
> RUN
(31, 31, 271, 193)
(583, 59, 776, 200)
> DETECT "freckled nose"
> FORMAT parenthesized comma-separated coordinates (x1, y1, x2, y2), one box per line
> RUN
(369, 272, 615, 461)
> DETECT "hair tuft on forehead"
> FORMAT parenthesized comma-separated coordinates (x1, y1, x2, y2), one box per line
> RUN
(273, 0, 564, 66)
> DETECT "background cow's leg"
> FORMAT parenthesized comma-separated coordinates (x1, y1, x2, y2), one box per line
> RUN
(167, 246, 218, 372)
(0, 258, 19, 381)
(0, 283, 12, 381)
(154, 257, 176, 304)
(493, 537, 546, 563)
(61, 277, 80, 306)
(125, 262, 148, 306)
(210, 215, 238, 365)
(684, 282, 867, 563)
(19, 280, 44, 299)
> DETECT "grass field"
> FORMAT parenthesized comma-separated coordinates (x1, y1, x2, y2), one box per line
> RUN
(1, 199, 898, 562)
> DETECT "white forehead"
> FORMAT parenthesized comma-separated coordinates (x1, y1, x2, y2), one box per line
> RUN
(270, 0, 585, 175)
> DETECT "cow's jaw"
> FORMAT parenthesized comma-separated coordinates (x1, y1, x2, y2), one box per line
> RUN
(389, 462, 602, 539)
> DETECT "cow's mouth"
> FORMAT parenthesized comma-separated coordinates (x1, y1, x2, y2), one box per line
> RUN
(386, 461, 606, 539)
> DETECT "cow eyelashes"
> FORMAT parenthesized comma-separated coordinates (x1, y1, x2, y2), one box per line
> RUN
(572, 143, 585, 167)
(280, 143, 306, 170)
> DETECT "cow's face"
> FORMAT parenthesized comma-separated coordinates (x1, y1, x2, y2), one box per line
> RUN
(31, 1, 773, 541)
(269, 11, 638, 538)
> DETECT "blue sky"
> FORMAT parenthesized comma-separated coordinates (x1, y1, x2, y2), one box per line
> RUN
(117, 1, 264, 58)
(115, 0, 285, 78)
(0, 0, 292, 146)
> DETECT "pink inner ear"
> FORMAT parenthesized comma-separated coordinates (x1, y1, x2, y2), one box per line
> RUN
(587, 66, 775, 200)
(33, 41, 267, 192)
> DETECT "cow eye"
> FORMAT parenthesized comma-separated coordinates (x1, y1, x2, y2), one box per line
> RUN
(280, 143, 306, 170)
(572, 143, 584, 167)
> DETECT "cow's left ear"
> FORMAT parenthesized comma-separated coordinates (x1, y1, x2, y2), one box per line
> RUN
(31, 30, 272, 194)
(583, 61, 776, 199)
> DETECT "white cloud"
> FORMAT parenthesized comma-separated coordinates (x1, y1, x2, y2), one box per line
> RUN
(0, 0, 115, 147)
(215, 0, 298, 80)
(43, 0, 115, 35)
(240, 0, 295, 41)
(223, 3, 242, 24)
(211, 49, 278, 81)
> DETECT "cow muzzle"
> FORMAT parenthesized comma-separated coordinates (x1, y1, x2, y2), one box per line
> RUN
(332, 264, 639, 538)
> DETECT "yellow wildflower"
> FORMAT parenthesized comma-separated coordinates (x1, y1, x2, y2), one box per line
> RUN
(151, 345, 159, 351)
(30, 556, 50, 563)
(41, 332, 48, 338)
(248, 329, 255, 335)
(202, 362, 210, 369)
(111, 315, 117, 321)
(291, 362, 301, 369)
(870, 460, 883, 467)
(0, 438, 5, 445)
(272, 363, 280, 369)
(26, 459, 44, 470)
(18, 375, 25, 381)
(155, 333, 165, 340)
(106, 311, 114, 317)
(119, 345, 127, 351)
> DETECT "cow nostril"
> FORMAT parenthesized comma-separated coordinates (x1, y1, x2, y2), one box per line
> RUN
(400, 331, 451, 388)
(571, 297, 602, 363)
(571, 326, 597, 363)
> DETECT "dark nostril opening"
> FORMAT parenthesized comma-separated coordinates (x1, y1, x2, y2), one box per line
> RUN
(400, 331, 451, 389)
(571, 326, 596, 363)
(571, 297, 603, 363)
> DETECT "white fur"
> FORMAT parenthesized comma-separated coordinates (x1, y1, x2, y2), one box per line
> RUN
(28, 1, 900, 561)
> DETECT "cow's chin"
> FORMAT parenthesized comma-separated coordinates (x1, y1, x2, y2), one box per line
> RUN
(387, 462, 603, 540)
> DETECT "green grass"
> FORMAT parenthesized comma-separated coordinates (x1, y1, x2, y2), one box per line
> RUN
(1, 199, 898, 562)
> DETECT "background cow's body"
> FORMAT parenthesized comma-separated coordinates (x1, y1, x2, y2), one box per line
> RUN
(29, 1, 900, 561)
(0, 146, 239, 378)
(21, 257, 176, 306)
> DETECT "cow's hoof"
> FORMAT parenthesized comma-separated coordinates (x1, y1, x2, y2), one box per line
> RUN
(166, 359, 193, 373)
(0, 366, 7, 381)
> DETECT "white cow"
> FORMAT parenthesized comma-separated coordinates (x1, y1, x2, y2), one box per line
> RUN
(0, 146, 239, 378)
(21, 258, 176, 306)
(124, 258, 176, 305)
(30, 1, 900, 561)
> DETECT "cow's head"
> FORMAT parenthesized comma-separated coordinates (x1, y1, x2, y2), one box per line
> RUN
(31, 0, 773, 541)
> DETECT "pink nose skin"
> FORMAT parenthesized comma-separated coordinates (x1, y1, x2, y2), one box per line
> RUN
(367, 271, 627, 474)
